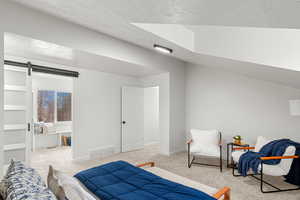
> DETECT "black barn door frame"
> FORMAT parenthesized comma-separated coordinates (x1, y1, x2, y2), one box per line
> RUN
(4, 60, 79, 78)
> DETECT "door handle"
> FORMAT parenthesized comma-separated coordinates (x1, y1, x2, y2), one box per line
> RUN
(27, 123, 31, 132)
(122, 121, 126, 124)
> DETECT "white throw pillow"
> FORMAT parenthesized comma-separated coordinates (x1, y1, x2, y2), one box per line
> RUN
(254, 136, 272, 152)
(47, 166, 66, 200)
(54, 169, 96, 200)
(190, 129, 220, 156)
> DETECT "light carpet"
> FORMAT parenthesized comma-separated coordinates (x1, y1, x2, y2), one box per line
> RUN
(31, 146, 300, 200)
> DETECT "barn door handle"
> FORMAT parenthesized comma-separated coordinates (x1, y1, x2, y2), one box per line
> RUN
(27, 123, 31, 132)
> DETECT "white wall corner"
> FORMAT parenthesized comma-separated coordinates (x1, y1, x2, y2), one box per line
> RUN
(0, 31, 4, 178)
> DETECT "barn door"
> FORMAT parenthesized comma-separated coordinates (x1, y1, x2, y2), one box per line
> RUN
(3, 63, 32, 169)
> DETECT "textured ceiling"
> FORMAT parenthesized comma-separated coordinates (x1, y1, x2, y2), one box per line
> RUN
(101, 0, 300, 28)
(36, 0, 300, 29)
(12, 0, 300, 31)
(9, 0, 300, 88)
(98, 0, 270, 27)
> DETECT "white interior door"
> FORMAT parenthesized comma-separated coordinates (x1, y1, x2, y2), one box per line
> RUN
(121, 86, 144, 152)
(3, 64, 32, 169)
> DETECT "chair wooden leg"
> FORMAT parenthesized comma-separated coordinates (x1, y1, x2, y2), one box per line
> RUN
(213, 187, 231, 200)
(224, 190, 230, 200)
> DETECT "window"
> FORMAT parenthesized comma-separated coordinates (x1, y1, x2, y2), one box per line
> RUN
(57, 92, 72, 121)
(37, 90, 55, 123)
(37, 90, 72, 123)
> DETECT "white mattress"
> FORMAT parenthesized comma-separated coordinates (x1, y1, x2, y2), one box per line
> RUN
(146, 167, 218, 196)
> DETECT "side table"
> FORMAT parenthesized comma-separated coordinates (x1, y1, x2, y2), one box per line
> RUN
(226, 142, 249, 168)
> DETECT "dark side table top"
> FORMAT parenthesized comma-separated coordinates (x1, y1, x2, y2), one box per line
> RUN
(227, 142, 249, 147)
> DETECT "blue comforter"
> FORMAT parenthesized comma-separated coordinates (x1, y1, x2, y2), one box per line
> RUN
(75, 161, 216, 200)
(238, 139, 300, 178)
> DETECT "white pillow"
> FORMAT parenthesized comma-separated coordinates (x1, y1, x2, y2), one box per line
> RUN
(190, 129, 220, 156)
(254, 136, 272, 152)
(54, 170, 96, 200)
(47, 166, 66, 200)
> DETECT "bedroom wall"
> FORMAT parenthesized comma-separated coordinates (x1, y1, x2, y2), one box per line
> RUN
(0, 0, 186, 170)
(169, 66, 186, 154)
(140, 70, 186, 155)
(73, 68, 141, 160)
(141, 70, 185, 155)
(186, 63, 300, 147)
(140, 73, 170, 154)
(144, 86, 159, 146)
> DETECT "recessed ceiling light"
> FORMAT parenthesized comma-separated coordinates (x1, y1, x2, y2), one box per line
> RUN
(153, 44, 173, 54)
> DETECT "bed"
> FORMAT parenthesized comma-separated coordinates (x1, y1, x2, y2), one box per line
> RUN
(75, 161, 230, 200)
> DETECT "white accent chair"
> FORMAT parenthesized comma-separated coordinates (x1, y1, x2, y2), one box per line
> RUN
(232, 136, 300, 193)
(187, 129, 222, 172)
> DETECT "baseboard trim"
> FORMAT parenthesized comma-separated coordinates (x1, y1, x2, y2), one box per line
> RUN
(122, 142, 144, 152)
(144, 142, 159, 146)
(72, 155, 90, 162)
(169, 148, 186, 155)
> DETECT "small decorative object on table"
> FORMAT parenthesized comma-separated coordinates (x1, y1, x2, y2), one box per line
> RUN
(233, 135, 242, 145)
